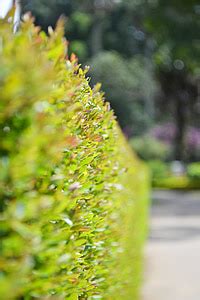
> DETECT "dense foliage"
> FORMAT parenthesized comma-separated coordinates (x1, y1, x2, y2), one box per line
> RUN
(130, 136, 170, 161)
(21, 0, 200, 161)
(187, 162, 200, 180)
(147, 161, 200, 189)
(0, 19, 149, 299)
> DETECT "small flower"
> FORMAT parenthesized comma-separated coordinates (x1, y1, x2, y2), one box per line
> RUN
(69, 182, 81, 191)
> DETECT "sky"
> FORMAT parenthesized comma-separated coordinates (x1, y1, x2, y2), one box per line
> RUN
(0, 0, 13, 18)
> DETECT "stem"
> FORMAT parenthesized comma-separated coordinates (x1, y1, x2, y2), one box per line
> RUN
(174, 94, 187, 161)
(90, 11, 104, 56)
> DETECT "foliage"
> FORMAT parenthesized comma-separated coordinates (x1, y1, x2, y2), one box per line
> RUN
(147, 160, 169, 180)
(0, 19, 149, 299)
(69, 40, 88, 61)
(150, 123, 177, 144)
(21, 0, 73, 30)
(21, 0, 200, 159)
(144, 0, 200, 73)
(89, 51, 157, 135)
(185, 128, 200, 161)
(144, 0, 200, 160)
(130, 136, 170, 161)
(187, 162, 200, 180)
(149, 161, 200, 189)
(21, 0, 159, 136)
(152, 176, 200, 190)
(150, 124, 200, 161)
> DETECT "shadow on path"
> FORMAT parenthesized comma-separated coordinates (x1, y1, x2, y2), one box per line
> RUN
(152, 190, 200, 217)
(142, 190, 200, 300)
(150, 190, 200, 243)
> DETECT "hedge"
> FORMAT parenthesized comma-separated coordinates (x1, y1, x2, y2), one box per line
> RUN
(0, 18, 149, 300)
(152, 176, 200, 190)
(149, 161, 200, 190)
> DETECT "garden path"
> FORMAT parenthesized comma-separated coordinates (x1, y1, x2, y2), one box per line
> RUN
(142, 190, 200, 300)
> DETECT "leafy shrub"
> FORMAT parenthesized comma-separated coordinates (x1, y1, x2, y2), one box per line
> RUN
(147, 160, 169, 179)
(185, 128, 200, 161)
(130, 136, 170, 161)
(69, 40, 88, 61)
(152, 176, 200, 190)
(187, 162, 200, 180)
(0, 18, 149, 299)
(150, 123, 176, 144)
(150, 123, 200, 161)
(150, 161, 200, 189)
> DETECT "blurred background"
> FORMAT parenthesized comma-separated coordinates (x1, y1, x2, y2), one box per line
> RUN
(21, 0, 200, 186)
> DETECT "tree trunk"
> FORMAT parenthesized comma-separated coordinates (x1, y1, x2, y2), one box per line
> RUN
(174, 94, 187, 161)
(90, 13, 104, 56)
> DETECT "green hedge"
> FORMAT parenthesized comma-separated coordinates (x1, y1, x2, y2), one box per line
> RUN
(187, 162, 200, 181)
(148, 161, 200, 190)
(0, 18, 149, 299)
(152, 176, 200, 190)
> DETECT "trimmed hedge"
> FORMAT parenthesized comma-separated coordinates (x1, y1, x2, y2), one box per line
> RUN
(0, 18, 149, 299)
(149, 161, 200, 189)
(187, 162, 200, 181)
(153, 176, 200, 190)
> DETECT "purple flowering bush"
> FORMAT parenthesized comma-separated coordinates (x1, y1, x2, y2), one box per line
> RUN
(150, 123, 200, 161)
(185, 127, 200, 161)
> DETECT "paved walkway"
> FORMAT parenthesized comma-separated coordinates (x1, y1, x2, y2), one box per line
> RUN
(142, 190, 200, 300)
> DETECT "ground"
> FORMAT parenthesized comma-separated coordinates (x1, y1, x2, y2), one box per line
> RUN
(142, 189, 200, 300)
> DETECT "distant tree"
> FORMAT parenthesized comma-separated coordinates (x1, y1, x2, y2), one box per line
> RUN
(21, 0, 72, 30)
(75, 1, 121, 55)
(144, 0, 200, 160)
(89, 51, 158, 136)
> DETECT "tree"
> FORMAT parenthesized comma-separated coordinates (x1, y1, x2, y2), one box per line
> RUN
(89, 51, 158, 136)
(21, 0, 72, 30)
(144, 0, 200, 160)
(75, 0, 121, 55)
